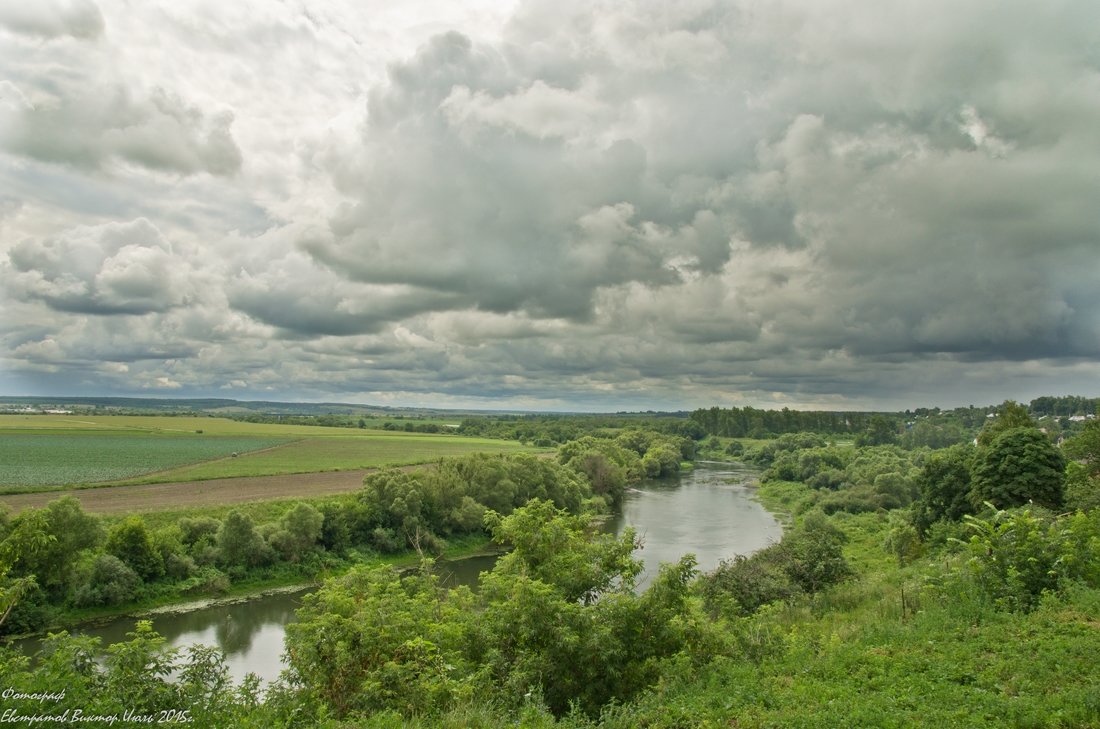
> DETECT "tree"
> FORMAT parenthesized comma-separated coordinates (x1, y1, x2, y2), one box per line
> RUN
(0, 510, 52, 630)
(73, 554, 140, 607)
(976, 400, 1036, 447)
(284, 564, 469, 719)
(971, 427, 1065, 510)
(485, 499, 641, 604)
(277, 503, 324, 561)
(11, 497, 103, 598)
(855, 415, 898, 446)
(1063, 419, 1100, 478)
(912, 443, 976, 533)
(106, 516, 164, 582)
(216, 511, 271, 570)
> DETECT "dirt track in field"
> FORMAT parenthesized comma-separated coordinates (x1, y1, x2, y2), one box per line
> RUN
(0, 469, 380, 515)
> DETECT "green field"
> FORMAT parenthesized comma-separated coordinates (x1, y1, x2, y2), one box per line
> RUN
(127, 435, 537, 482)
(0, 434, 290, 487)
(0, 415, 538, 489)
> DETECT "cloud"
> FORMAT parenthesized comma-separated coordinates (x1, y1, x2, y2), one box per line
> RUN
(0, 84, 242, 176)
(0, 0, 104, 40)
(3, 0, 1100, 410)
(3, 218, 197, 315)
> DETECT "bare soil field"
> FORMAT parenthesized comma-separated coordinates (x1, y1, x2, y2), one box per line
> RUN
(0, 468, 375, 515)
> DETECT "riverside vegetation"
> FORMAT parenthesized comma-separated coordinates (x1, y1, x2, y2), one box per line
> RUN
(2, 402, 1100, 727)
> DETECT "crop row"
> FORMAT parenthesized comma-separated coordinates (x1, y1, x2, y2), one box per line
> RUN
(0, 435, 292, 487)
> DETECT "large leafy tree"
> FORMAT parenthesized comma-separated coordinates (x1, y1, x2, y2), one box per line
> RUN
(976, 400, 1036, 447)
(971, 427, 1065, 510)
(912, 443, 976, 533)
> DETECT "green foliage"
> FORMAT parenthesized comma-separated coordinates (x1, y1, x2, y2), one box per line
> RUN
(958, 507, 1100, 611)
(284, 564, 471, 719)
(700, 510, 852, 616)
(559, 439, 633, 507)
(284, 499, 707, 720)
(970, 427, 1065, 509)
(854, 414, 899, 447)
(641, 443, 681, 478)
(276, 502, 324, 562)
(690, 406, 875, 438)
(105, 515, 164, 581)
(898, 418, 970, 449)
(486, 499, 641, 604)
(1064, 461, 1100, 512)
(72, 553, 140, 607)
(882, 516, 923, 566)
(1063, 418, 1100, 478)
(0, 509, 52, 629)
(10, 496, 103, 598)
(975, 399, 1036, 447)
(217, 511, 273, 571)
(0, 621, 264, 726)
(912, 443, 976, 533)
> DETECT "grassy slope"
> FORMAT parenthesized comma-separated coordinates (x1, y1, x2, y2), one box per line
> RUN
(592, 509, 1100, 728)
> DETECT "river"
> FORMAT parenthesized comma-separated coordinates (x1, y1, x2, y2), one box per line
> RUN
(17, 461, 780, 684)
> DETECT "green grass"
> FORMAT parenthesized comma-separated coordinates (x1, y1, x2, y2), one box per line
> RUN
(0, 415, 542, 489)
(0, 434, 291, 487)
(126, 435, 539, 482)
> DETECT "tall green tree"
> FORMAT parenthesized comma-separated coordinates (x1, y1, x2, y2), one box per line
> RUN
(216, 511, 271, 570)
(976, 400, 1036, 447)
(912, 443, 976, 533)
(12, 497, 103, 598)
(971, 427, 1065, 510)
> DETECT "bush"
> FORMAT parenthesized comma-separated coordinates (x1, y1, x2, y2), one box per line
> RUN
(701, 511, 852, 616)
(959, 507, 1100, 611)
(73, 554, 140, 608)
(106, 517, 164, 582)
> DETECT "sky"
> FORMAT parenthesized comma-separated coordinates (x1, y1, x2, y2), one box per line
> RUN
(1, 0, 1098, 413)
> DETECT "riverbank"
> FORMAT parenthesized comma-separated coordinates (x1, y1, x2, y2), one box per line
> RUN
(6, 533, 501, 641)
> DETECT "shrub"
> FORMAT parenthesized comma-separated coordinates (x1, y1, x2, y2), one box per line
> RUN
(73, 554, 140, 608)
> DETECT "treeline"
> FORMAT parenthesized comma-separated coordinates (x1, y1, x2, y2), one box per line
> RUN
(457, 413, 705, 446)
(1029, 395, 1100, 417)
(689, 406, 882, 438)
(727, 401, 1098, 521)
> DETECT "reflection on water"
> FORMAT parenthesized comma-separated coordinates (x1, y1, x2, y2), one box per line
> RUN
(606, 461, 783, 589)
(16, 462, 778, 684)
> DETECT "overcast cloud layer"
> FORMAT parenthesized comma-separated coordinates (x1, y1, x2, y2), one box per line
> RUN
(2, 0, 1098, 411)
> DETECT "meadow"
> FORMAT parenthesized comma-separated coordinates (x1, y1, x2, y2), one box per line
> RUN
(0, 415, 537, 491)
(139, 435, 534, 481)
(0, 433, 290, 487)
